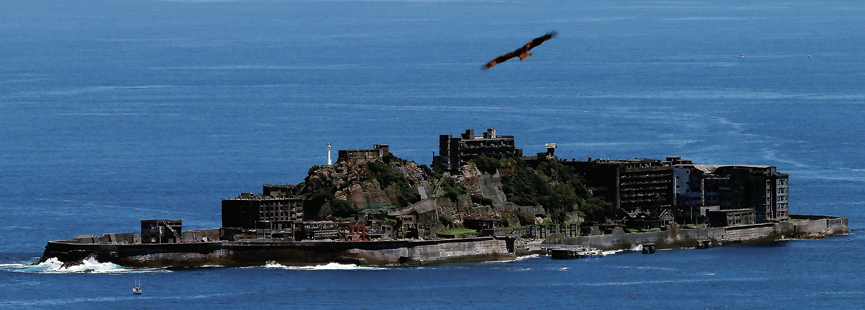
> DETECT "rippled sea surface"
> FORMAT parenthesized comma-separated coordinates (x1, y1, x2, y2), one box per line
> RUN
(1, 0, 864, 308)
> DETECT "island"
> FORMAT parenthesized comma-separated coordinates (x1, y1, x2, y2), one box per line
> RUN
(41, 128, 849, 268)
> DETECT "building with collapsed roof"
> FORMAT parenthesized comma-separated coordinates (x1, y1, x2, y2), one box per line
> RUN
(562, 156, 789, 225)
(222, 185, 304, 239)
(435, 128, 523, 172)
(673, 164, 788, 222)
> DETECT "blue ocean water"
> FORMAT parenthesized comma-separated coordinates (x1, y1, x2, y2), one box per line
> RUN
(1, 0, 864, 308)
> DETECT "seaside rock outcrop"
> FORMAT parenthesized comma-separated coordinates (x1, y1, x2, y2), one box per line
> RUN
(299, 156, 440, 219)
(296, 154, 557, 225)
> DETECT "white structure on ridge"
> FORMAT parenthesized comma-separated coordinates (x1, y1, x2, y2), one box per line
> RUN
(327, 143, 332, 166)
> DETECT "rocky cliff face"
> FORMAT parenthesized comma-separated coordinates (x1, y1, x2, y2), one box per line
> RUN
(299, 157, 433, 214)
(296, 155, 550, 226)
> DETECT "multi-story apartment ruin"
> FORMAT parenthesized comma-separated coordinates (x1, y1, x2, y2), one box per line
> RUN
(432, 128, 791, 225)
(337, 144, 389, 162)
(435, 128, 523, 172)
(564, 157, 684, 213)
(222, 184, 304, 238)
(673, 164, 788, 222)
(567, 157, 789, 224)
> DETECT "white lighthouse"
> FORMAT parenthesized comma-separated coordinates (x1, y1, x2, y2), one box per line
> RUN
(327, 143, 332, 166)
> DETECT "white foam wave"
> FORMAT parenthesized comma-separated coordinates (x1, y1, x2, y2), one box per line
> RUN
(602, 249, 624, 256)
(513, 254, 541, 261)
(0, 257, 168, 274)
(262, 261, 386, 270)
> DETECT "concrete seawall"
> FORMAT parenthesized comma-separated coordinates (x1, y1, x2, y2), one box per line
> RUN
(42, 215, 846, 267)
(42, 236, 514, 268)
(348, 237, 512, 265)
(544, 215, 848, 251)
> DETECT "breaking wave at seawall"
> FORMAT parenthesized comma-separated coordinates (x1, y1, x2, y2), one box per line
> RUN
(0, 256, 169, 274)
(602, 250, 623, 256)
(262, 261, 387, 271)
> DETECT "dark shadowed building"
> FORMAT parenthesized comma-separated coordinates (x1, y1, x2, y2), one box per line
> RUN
(435, 128, 523, 172)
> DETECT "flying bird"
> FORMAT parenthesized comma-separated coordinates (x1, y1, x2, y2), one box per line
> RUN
(482, 31, 557, 70)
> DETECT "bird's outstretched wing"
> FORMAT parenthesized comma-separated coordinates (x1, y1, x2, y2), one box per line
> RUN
(483, 51, 518, 69)
(526, 31, 557, 51)
(482, 31, 557, 70)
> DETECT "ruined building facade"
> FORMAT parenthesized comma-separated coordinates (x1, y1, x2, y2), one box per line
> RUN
(562, 157, 789, 225)
(564, 157, 684, 213)
(435, 128, 523, 172)
(141, 219, 182, 243)
(673, 164, 788, 222)
(222, 184, 304, 238)
(338, 144, 389, 163)
(431, 129, 790, 226)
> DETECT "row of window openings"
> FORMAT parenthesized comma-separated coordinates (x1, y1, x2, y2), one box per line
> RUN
(685, 196, 718, 201)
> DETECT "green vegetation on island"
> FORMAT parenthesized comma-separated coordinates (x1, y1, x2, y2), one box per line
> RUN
(297, 152, 614, 231)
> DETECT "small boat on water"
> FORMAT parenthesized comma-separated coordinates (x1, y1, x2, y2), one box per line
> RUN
(133, 278, 142, 295)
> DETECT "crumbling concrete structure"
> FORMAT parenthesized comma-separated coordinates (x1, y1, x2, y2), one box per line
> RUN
(141, 219, 182, 244)
(222, 184, 304, 240)
(435, 128, 523, 172)
(338, 144, 389, 162)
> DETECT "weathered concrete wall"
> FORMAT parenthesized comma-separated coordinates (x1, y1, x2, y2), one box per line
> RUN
(545, 216, 848, 251)
(721, 224, 777, 243)
(44, 236, 513, 267)
(785, 216, 848, 238)
(182, 229, 221, 242)
(410, 237, 509, 262)
(348, 237, 512, 265)
(44, 216, 846, 267)
(546, 226, 726, 251)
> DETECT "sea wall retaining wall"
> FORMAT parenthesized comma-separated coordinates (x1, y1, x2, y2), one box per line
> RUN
(44, 235, 513, 267)
(545, 215, 848, 251)
(43, 216, 845, 267)
(348, 237, 512, 265)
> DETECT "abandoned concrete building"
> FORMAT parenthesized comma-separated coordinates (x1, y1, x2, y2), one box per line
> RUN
(141, 219, 183, 243)
(564, 157, 789, 226)
(429, 129, 790, 227)
(337, 144, 389, 162)
(707, 208, 757, 227)
(672, 164, 789, 222)
(615, 208, 674, 230)
(563, 157, 684, 213)
(222, 185, 304, 239)
(435, 128, 523, 172)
